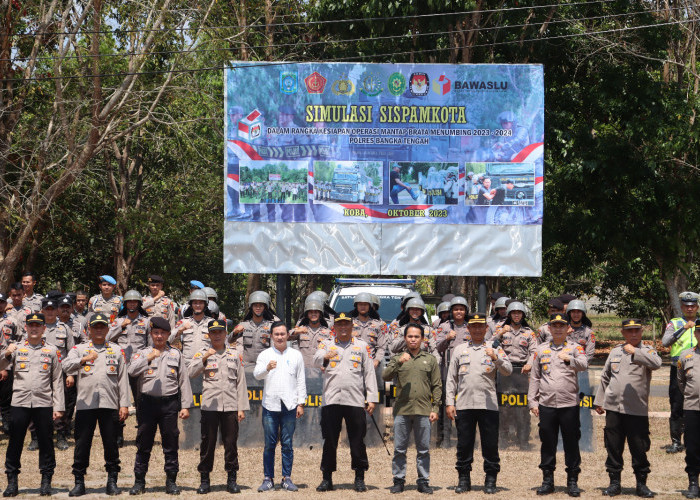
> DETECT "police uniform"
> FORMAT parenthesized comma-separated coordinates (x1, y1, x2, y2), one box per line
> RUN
(188, 322, 249, 490)
(0, 313, 64, 496)
(234, 318, 273, 365)
(142, 275, 177, 330)
(436, 320, 471, 363)
(22, 293, 44, 314)
(445, 313, 512, 493)
(352, 317, 388, 363)
(663, 291, 699, 453)
(128, 321, 193, 488)
(389, 322, 439, 361)
(170, 315, 212, 362)
(89, 288, 122, 318)
(0, 297, 19, 432)
(594, 319, 660, 497)
(293, 323, 332, 367)
(6, 305, 30, 339)
(678, 335, 700, 497)
(62, 313, 130, 495)
(313, 321, 379, 490)
(528, 314, 588, 495)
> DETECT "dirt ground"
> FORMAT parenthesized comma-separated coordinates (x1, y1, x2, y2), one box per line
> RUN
(0, 392, 690, 499)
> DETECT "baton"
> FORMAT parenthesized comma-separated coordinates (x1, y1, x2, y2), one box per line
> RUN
(369, 411, 391, 456)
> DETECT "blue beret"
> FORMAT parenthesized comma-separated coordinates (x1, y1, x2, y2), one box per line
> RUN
(190, 280, 205, 289)
(99, 275, 117, 285)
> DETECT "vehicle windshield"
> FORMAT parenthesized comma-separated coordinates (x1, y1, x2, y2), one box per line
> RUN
(332, 294, 405, 322)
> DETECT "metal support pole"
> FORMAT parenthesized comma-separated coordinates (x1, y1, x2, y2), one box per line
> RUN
(478, 276, 487, 313)
(276, 274, 290, 326)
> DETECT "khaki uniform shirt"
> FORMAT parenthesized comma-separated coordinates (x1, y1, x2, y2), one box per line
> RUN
(293, 324, 332, 367)
(352, 317, 388, 360)
(234, 319, 273, 365)
(88, 294, 122, 317)
(7, 306, 31, 335)
(0, 340, 65, 410)
(64, 315, 87, 344)
(63, 342, 130, 410)
(142, 295, 177, 329)
(594, 344, 661, 416)
(528, 341, 588, 409)
(382, 350, 441, 416)
(499, 325, 537, 365)
(436, 322, 471, 360)
(389, 323, 439, 361)
(189, 347, 250, 412)
(43, 321, 74, 360)
(0, 314, 19, 343)
(537, 323, 550, 343)
(107, 315, 151, 362)
(128, 345, 194, 409)
(313, 337, 379, 407)
(445, 341, 512, 411)
(170, 315, 212, 364)
(22, 293, 44, 313)
(678, 347, 700, 411)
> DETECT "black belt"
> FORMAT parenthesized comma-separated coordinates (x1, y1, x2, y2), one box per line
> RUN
(140, 394, 179, 402)
(511, 362, 526, 368)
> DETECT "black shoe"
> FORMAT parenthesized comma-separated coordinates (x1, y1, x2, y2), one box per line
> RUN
(390, 478, 404, 494)
(668, 441, 685, 453)
(484, 475, 498, 494)
(196, 473, 210, 495)
(537, 471, 555, 496)
(106, 472, 120, 496)
(603, 473, 622, 497)
(417, 480, 433, 494)
(354, 470, 367, 492)
(56, 432, 69, 451)
(165, 473, 180, 495)
(3, 474, 18, 497)
(27, 436, 38, 452)
(117, 436, 124, 448)
(687, 476, 700, 499)
(69, 476, 86, 497)
(39, 474, 52, 496)
(316, 479, 333, 492)
(635, 474, 655, 498)
(455, 474, 471, 493)
(129, 474, 146, 496)
(567, 476, 581, 497)
(226, 472, 241, 494)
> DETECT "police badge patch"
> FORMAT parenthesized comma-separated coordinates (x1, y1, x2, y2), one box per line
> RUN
(280, 71, 298, 94)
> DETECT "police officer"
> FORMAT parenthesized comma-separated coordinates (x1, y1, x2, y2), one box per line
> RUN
(5, 284, 30, 334)
(594, 319, 660, 498)
(88, 275, 122, 318)
(141, 275, 176, 329)
(537, 298, 565, 343)
(313, 312, 379, 492)
(529, 313, 588, 497)
(289, 297, 332, 368)
(433, 301, 451, 328)
(73, 291, 89, 319)
(389, 297, 439, 360)
(304, 290, 335, 327)
(58, 295, 86, 346)
(189, 319, 248, 494)
(230, 290, 276, 365)
(679, 320, 700, 499)
(445, 313, 512, 494)
(0, 313, 64, 497)
(203, 287, 227, 322)
(63, 313, 130, 496)
(170, 289, 213, 362)
(128, 317, 193, 495)
(663, 291, 699, 453)
(387, 292, 421, 335)
(487, 296, 509, 336)
(565, 300, 596, 361)
(0, 293, 18, 434)
(383, 323, 441, 494)
(351, 292, 388, 369)
(20, 272, 43, 313)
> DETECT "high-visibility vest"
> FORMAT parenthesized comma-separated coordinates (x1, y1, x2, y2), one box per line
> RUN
(669, 317, 697, 358)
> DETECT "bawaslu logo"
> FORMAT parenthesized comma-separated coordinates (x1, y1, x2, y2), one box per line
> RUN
(454, 80, 508, 91)
(432, 74, 451, 95)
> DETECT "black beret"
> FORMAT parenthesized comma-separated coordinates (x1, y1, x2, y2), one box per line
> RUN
(547, 298, 564, 309)
(150, 317, 171, 332)
(558, 294, 577, 304)
(148, 275, 164, 284)
(490, 292, 506, 300)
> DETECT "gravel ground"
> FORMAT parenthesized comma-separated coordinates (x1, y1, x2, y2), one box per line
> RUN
(0, 392, 690, 499)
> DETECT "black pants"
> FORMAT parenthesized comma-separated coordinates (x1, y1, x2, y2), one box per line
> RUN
(57, 379, 76, 433)
(198, 410, 239, 473)
(603, 410, 650, 475)
(0, 372, 14, 427)
(685, 410, 700, 475)
(72, 409, 121, 476)
(538, 405, 581, 475)
(134, 395, 180, 475)
(455, 409, 500, 475)
(5, 406, 55, 475)
(129, 375, 140, 407)
(320, 404, 368, 472)
(670, 363, 685, 430)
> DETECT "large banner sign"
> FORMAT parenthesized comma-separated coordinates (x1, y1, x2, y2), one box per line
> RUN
(224, 63, 543, 276)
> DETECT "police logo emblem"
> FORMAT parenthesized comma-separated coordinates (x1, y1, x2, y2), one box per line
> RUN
(280, 71, 298, 94)
(409, 72, 429, 96)
(359, 72, 383, 96)
(387, 72, 406, 96)
(332, 74, 355, 96)
(304, 72, 327, 94)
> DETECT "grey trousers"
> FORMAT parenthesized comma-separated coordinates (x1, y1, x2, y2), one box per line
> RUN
(392, 415, 431, 481)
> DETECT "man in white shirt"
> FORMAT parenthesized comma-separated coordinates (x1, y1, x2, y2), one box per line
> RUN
(253, 321, 306, 492)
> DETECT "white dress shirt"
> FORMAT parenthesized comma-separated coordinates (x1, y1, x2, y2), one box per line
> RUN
(253, 344, 307, 411)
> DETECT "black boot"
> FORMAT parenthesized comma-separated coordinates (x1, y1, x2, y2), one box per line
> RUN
(316, 471, 333, 492)
(3, 474, 18, 497)
(484, 474, 498, 494)
(567, 473, 581, 497)
(668, 419, 685, 453)
(165, 473, 180, 495)
(455, 473, 471, 493)
(27, 431, 38, 451)
(68, 475, 86, 497)
(129, 473, 146, 496)
(39, 474, 52, 496)
(226, 471, 241, 494)
(417, 479, 433, 494)
(537, 470, 555, 495)
(686, 475, 700, 499)
(354, 470, 367, 492)
(390, 477, 404, 494)
(603, 472, 622, 496)
(196, 473, 210, 495)
(106, 471, 120, 496)
(56, 431, 69, 451)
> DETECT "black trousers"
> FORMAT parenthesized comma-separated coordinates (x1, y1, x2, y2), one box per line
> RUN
(670, 363, 685, 425)
(5, 406, 55, 475)
(685, 410, 700, 475)
(57, 378, 76, 433)
(72, 409, 121, 476)
(320, 404, 368, 472)
(129, 375, 140, 407)
(455, 409, 500, 475)
(603, 410, 650, 475)
(0, 372, 14, 426)
(198, 410, 239, 473)
(134, 395, 180, 475)
(538, 405, 581, 475)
